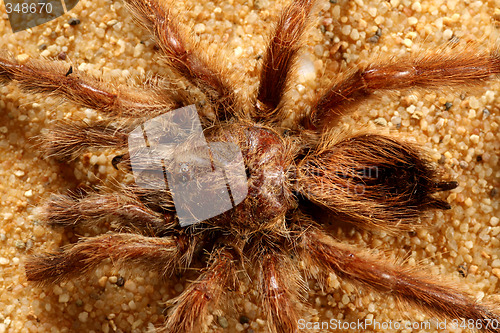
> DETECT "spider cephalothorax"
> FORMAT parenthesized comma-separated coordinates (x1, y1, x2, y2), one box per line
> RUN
(1, 0, 500, 332)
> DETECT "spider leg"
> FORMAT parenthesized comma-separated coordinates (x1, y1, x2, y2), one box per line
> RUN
(306, 45, 500, 130)
(124, 0, 240, 118)
(298, 132, 457, 232)
(257, 250, 306, 333)
(25, 233, 196, 284)
(255, 0, 315, 120)
(39, 122, 130, 161)
(299, 227, 500, 333)
(161, 247, 238, 333)
(0, 55, 179, 117)
(43, 192, 175, 235)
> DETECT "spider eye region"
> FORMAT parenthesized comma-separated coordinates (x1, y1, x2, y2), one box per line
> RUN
(128, 105, 248, 227)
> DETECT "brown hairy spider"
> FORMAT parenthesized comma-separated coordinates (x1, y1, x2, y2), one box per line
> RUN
(1, 0, 500, 332)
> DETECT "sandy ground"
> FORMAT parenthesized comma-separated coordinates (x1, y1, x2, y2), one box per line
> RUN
(0, 0, 499, 332)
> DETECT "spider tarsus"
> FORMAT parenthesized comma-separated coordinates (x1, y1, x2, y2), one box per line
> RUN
(0, 55, 16, 83)
(41, 122, 128, 161)
(25, 252, 71, 284)
(44, 193, 172, 235)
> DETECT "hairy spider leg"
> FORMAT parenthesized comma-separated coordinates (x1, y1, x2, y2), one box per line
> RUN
(43, 191, 176, 236)
(25, 233, 197, 284)
(124, 0, 241, 118)
(299, 227, 500, 333)
(308, 45, 500, 130)
(40, 122, 130, 161)
(255, 0, 316, 120)
(0, 56, 177, 117)
(257, 250, 306, 333)
(161, 247, 238, 333)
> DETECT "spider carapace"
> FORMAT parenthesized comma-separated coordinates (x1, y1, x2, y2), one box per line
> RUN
(1, 0, 499, 332)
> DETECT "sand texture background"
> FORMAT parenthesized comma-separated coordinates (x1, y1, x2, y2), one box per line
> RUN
(0, 0, 499, 332)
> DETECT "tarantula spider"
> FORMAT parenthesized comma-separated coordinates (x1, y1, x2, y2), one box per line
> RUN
(1, 0, 500, 332)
